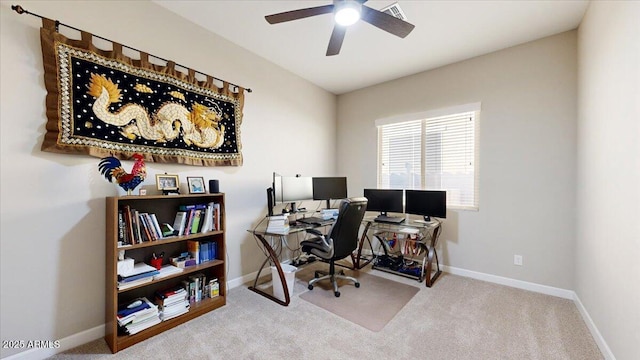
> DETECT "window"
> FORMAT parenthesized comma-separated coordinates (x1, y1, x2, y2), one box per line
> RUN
(377, 103, 480, 210)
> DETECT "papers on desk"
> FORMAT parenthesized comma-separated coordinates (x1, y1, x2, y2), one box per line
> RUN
(267, 215, 290, 233)
(397, 227, 420, 235)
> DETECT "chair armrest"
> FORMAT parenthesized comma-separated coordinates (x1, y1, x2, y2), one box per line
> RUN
(305, 228, 324, 237)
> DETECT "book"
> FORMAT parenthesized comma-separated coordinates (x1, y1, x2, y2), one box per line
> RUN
(178, 204, 207, 212)
(187, 240, 200, 265)
(161, 223, 177, 237)
(118, 269, 159, 283)
(213, 203, 221, 231)
(200, 203, 213, 233)
(119, 262, 159, 278)
(117, 277, 153, 290)
(200, 241, 211, 262)
(267, 214, 290, 232)
(117, 210, 126, 245)
(138, 213, 155, 241)
(189, 273, 206, 302)
(123, 205, 136, 244)
(170, 255, 196, 268)
(184, 210, 195, 236)
(172, 211, 188, 236)
(117, 298, 154, 324)
(190, 209, 203, 234)
(150, 214, 163, 239)
(132, 209, 143, 243)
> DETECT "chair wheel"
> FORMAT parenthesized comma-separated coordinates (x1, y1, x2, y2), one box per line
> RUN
(355, 282, 360, 288)
(308, 284, 314, 290)
(334, 291, 340, 297)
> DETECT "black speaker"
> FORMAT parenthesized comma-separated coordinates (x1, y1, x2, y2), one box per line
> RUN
(209, 179, 219, 193)
(267, 187, 274, 217)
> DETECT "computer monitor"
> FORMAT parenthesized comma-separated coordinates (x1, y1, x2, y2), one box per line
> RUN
(405, 190, 447, 221)
(363, 189, 403, 216)
(312, 177, 347, 208)
(278, 176, 313, 212)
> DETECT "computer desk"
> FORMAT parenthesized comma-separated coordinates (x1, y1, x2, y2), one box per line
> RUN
(247, 220, 332, 306)
(360, 216, 443, 287)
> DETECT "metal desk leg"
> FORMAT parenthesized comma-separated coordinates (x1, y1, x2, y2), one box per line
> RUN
(353, 221, 374, 269)
(424, 246, 442, 287)
(424, 224, 443, 287)
(248, 233, 291, 306)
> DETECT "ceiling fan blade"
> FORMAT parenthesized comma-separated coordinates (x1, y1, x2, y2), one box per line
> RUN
(360, 5, 415, 38)
(265, 4, 335, 24)
(326, 25, 347, 56)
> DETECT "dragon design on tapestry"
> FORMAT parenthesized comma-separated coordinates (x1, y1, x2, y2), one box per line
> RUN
(87, 74, 225, 149)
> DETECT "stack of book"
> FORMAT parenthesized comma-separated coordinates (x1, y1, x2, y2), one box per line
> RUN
(172, 202, 222, 237)
(117, 263, 160, 290)
(266, 214, 289, 233)
(118, 206, 166, 245)
(186, 240, 218, 265)
(185, 273, 207, 303)
(155, 286, 190, 321)
(117, 297, 160, 335)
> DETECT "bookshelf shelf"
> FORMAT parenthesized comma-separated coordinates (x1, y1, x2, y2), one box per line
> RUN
(116, 230, 225, 250)
(117, 259, 224, 293)
(105, 193, 226, 353)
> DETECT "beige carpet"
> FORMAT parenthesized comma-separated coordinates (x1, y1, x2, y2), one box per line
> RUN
(297, 266, 419, 331)
(47, 267, 603, 360)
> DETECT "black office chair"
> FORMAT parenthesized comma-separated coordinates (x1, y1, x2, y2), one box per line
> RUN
(301, 197, 368, 297)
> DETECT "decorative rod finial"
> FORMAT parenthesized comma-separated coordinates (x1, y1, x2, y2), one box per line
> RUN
(12, 5, 25, 14)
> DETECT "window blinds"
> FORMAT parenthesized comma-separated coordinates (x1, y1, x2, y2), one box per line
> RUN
(378, 110, 479, 210)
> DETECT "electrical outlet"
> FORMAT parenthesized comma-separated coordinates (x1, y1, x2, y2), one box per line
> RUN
(514, 255, 523, 266)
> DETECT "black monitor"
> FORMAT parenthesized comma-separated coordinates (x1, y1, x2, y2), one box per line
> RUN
(313, 177, 347, 208)
(363, 189, 403, 216)
(405, 190, 447, 221)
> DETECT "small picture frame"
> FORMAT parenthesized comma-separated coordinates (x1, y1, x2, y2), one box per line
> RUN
(187, 176, 206, 194)
(156, 174, 180, 192)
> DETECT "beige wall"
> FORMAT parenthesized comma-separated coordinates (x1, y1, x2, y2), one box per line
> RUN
(576, 1, 640, 359)
(0, 1, 336, 357)
(337, 31, 578, 289)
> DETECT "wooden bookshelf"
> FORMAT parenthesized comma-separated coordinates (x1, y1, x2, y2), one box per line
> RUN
(105, 194, 226, 353)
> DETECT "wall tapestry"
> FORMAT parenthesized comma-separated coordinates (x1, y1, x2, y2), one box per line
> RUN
(39, 18, 245, 166)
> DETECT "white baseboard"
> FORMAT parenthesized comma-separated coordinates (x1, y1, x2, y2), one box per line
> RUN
(2, 324, 104, 360)
(572, 293, 616, 360)
(227, 270, 263, 289)
(441, 264, 615, 360)
(440, 264, 574, 299)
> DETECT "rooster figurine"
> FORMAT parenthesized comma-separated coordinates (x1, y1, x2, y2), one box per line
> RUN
(98, 153, 147, 195)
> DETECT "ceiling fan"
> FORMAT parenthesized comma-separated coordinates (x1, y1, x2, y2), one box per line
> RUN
(265, 0, 415, 56)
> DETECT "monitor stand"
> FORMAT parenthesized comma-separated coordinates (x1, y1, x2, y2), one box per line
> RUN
(414, 216, 432, 224)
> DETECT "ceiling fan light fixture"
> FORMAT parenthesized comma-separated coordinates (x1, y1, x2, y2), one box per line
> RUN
(334, 1, 361, 26)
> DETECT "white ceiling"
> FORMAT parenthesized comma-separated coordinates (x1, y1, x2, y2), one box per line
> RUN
(154, 0, 589, 95)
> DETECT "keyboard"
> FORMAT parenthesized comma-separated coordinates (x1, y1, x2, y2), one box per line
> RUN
(374, 215, 405, 224)
(298, 216, 332, 226)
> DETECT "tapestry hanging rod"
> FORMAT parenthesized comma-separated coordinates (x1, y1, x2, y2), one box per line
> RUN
(11, 4, 252, 93)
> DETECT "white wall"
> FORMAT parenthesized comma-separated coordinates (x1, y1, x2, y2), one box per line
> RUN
(337, 31, 578, 290)
(576, 1, 640, 359)
(0, 1, 336, 357)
